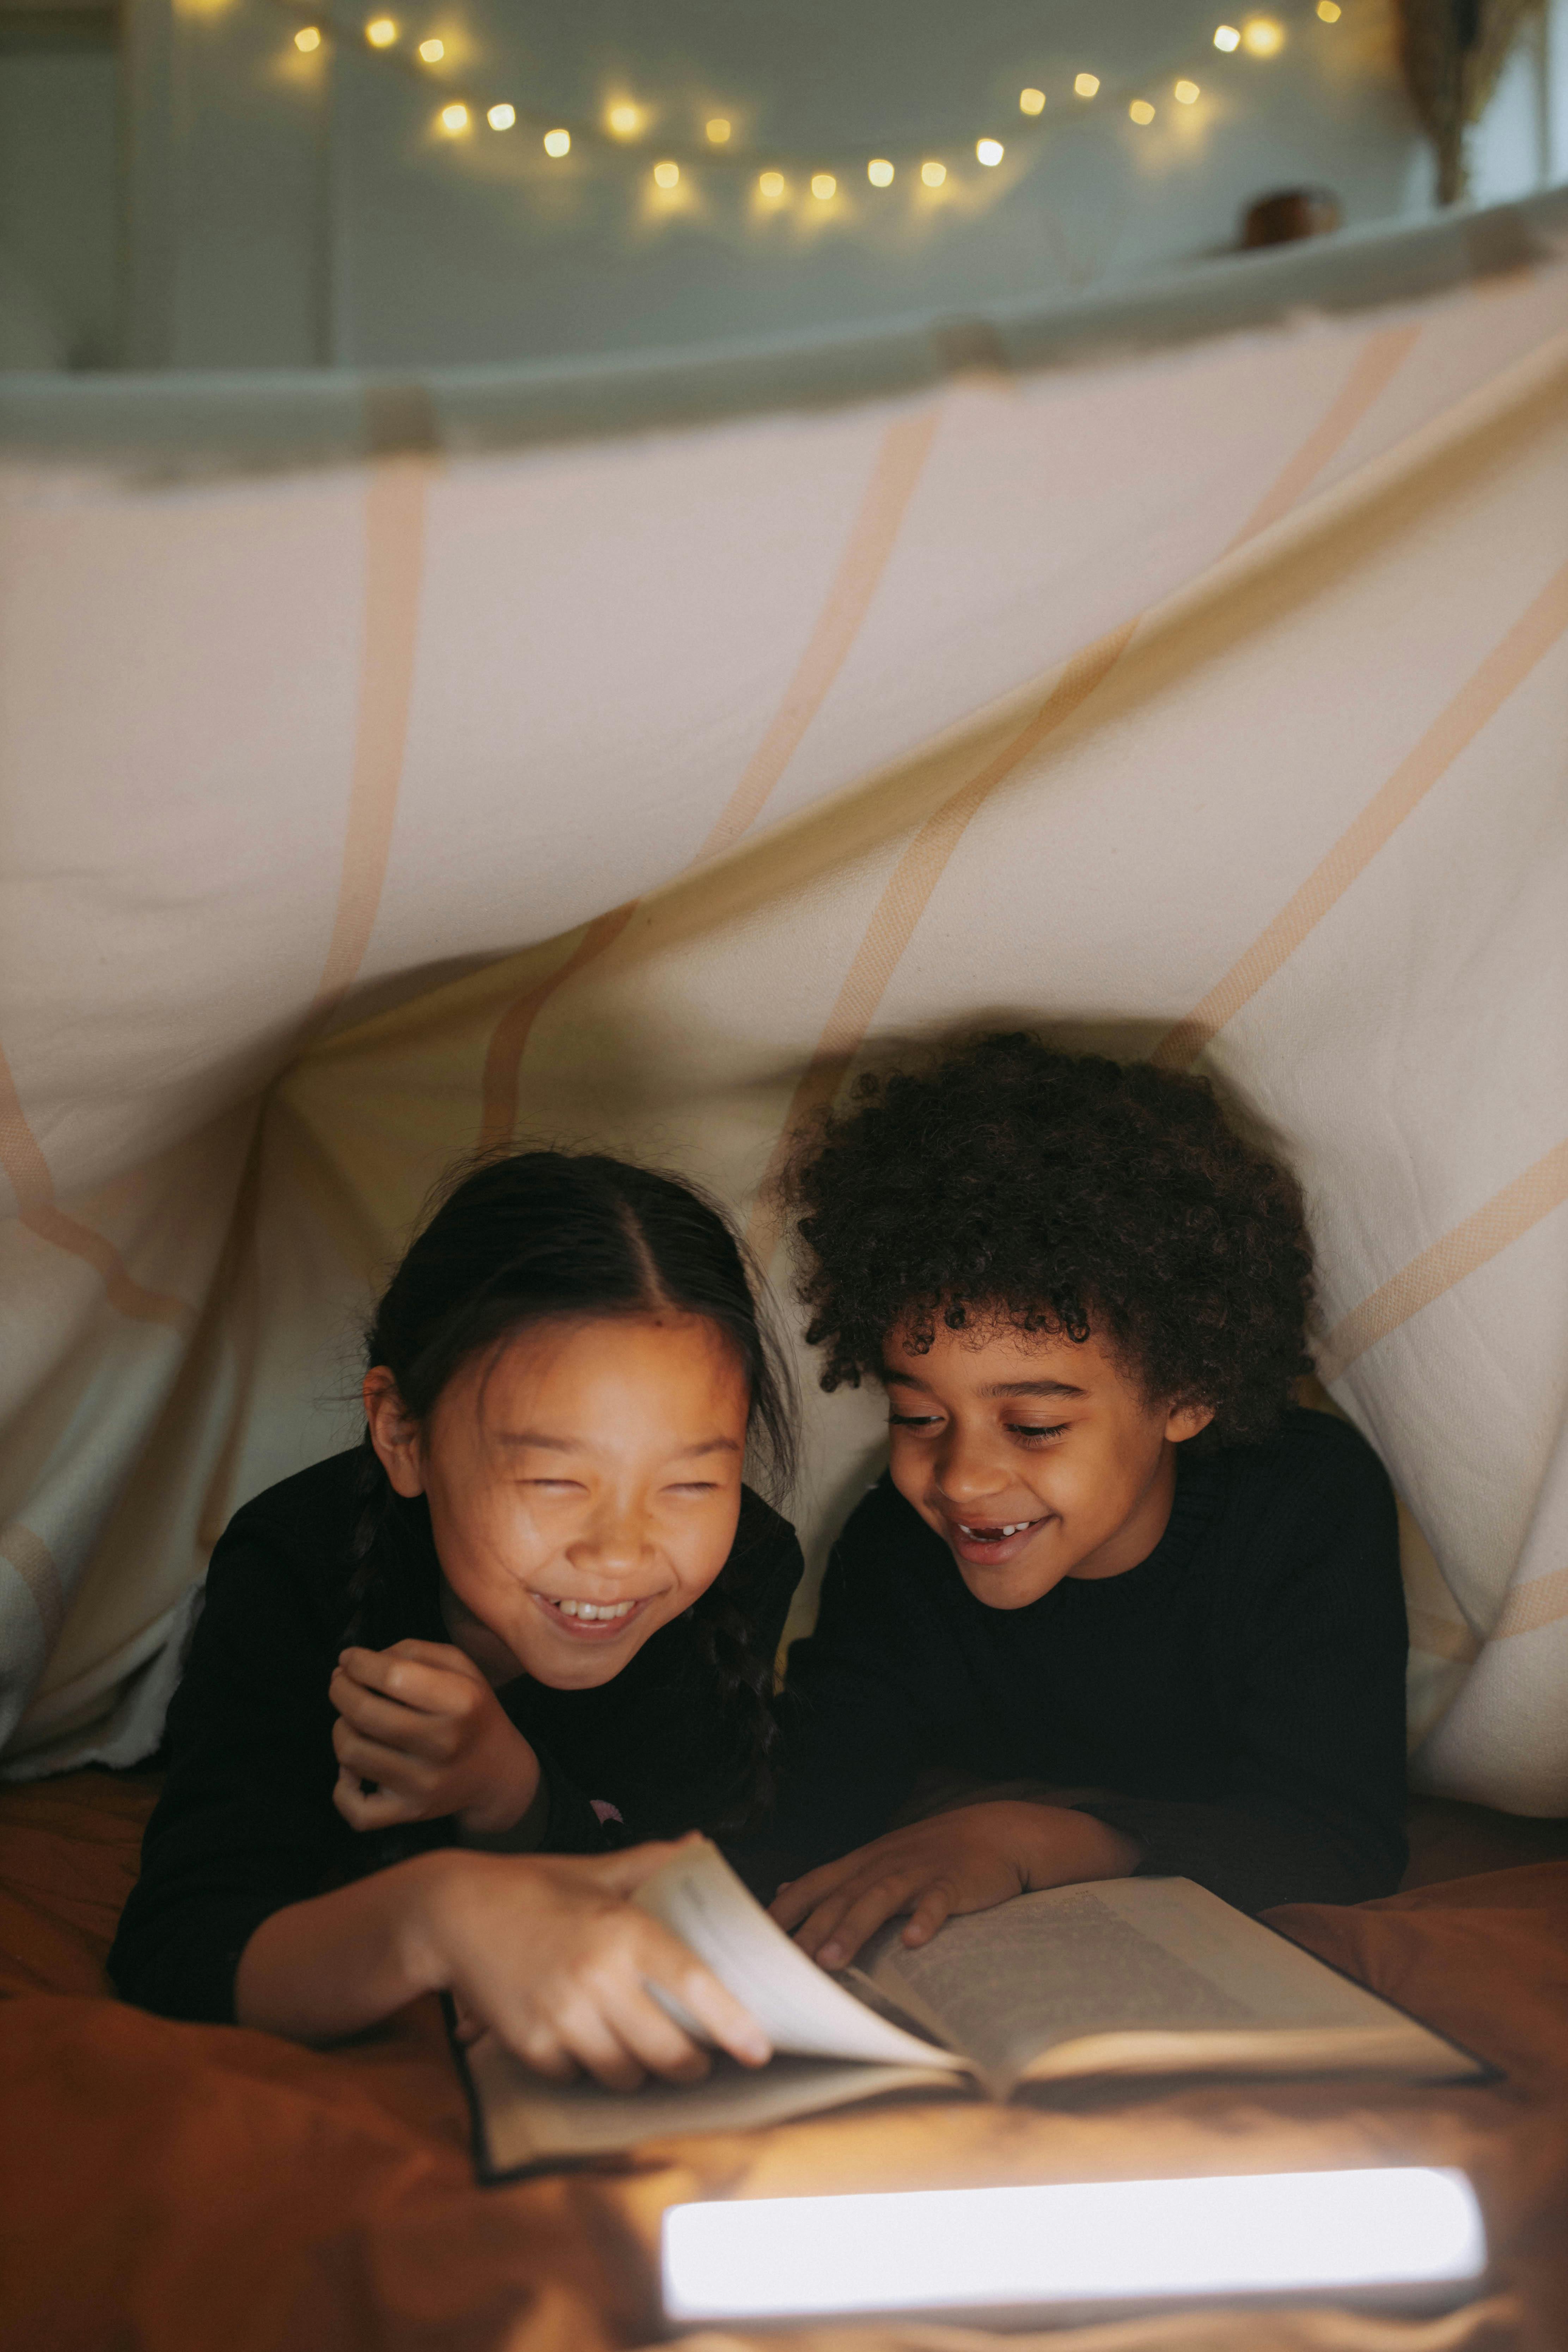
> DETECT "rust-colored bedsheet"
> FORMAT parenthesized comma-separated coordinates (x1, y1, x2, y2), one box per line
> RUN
(2, 1773, 1565, 2352)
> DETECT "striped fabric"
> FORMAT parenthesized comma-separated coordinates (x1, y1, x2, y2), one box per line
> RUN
(2, 191, 1565, 1811)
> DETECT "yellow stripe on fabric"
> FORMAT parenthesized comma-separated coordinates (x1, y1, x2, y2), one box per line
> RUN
(1492, 1563, 1568, 1641)
(0, 1036, 194, 1332)
(309, 447, 432, 1025)
(1407, 1609, 1478, 1664)
(1318, 1138, 1568, 1381)
(477, 904, 642, 1151)
(697, 412, 941, 865)
(1154, 560, 1568, 1072)
(745, 619, 1140, 1261)
(0, 1521, 65, 1650)
(1226, 324, 1423, 552)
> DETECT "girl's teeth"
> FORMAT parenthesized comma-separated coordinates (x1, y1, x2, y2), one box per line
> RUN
(554, 1598, 635, 1621)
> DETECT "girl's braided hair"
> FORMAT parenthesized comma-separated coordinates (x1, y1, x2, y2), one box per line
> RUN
(346, 1149, 797, 1824)
(780, 1034, 1314, 1448)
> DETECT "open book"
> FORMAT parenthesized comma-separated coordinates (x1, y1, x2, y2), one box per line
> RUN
(459, 1840, 1486, 2179)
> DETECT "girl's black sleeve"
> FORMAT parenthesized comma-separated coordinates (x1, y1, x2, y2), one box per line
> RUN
(108, 1515, 361, 2025)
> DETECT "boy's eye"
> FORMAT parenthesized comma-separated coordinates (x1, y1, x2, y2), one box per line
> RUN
(1009, 1422, 1069, 1443)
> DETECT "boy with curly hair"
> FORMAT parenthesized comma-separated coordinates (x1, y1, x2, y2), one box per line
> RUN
(766, 1033, 1408, 1967)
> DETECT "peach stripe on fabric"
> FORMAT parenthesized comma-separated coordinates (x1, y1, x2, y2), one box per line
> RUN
(745, 620, 1139, 1260)
(696, 411, 941, 865)
(1225, 324, 1423, 552)
(309, 452, 432, 1025)
(0, 1037, 193, 1332)
(1154, 560, 1568, 1072)
(0, 1522, 64, 1650)
(477, 905, 641, 1151)
(1493, 1563, 1568, 1641)
(1318, 1139, 1568, 1382)
(1407, 1609, 1478, 1664)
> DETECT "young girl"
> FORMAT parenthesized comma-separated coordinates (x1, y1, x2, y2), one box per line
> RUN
(764, 1034, 1408, 1968)
(111, 1151, 800, 2091)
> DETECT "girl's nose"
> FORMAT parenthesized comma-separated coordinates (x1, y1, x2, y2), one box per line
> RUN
(567, 1504, 648, 1582)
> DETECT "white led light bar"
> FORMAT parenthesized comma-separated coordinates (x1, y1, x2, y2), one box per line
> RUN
(661, 2167, 1487, 2328)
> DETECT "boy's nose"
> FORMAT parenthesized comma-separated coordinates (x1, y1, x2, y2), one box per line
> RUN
(933, 1433, 1012, 1506)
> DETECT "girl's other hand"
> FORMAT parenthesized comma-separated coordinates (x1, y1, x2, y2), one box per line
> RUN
(412, 1841, 773, 2091)
(768, 1802, 1142, 1970)
(330, 1639, 541, 1838)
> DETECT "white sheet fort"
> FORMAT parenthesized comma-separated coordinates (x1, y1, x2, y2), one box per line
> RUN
(1, 187, 1565, 1814)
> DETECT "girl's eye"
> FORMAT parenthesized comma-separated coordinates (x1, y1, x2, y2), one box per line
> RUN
(888, 1412, 942, 1430)
(667, 1480, 720, 1494)
(1009, 1423, 1069, 1443)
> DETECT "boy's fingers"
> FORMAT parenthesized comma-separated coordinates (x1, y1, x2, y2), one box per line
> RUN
(332, 1721, 431, 1793)
(902, 1883, 958, 1948)
(335, 1650, 473, 1717)
(768, 1860, 853, 1931)
(332, 1765, 416, 1831)
(806, 1873, 924, 1969)
(331, 1678, 456, 1755)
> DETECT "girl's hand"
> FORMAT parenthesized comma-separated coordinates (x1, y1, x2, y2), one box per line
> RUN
(330, 1640, 541, 1838)
(411, 1841, 774, 2091)
(768, 1802, 1142, 1970)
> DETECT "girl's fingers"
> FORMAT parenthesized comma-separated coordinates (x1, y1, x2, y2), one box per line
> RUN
(335, 1649, 472, 1718)
(331, 1765, 417, 1830)
(902, 1882, 959, 1948)
(575, 1841, 689, 1897)
(640, 1931, 771, 2068)
(550, 1999, 648, 2094)
(330, 1677, 453, 1755)
(604, 1985, 711, 2084)
(331, 1721, 431, 1793)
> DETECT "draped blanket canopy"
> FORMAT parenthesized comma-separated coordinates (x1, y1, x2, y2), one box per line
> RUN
(1, 190, 1566, 1809)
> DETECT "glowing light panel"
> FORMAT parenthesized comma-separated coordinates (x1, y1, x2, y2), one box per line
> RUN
(1174, 78, 1201, 102)
(364, 15, 397, 42)
(652, 159, 679, 188)
(975, 137, 1003, 165)
(294, 26, 321, 50)
(867, 158, 894, 185)
(757, 170, 785, 198)
(1019, 87, 1045, 115)
(486, 102, 514, 129)
(417, 36, 443, 61)
(1317, 0, 1342, 16)
(1074, 72, 1099, 96)
(543, 127, 570, 155)
(1129, 100, 1155, 123)
(606, 102, 641, 137)
(811, 172, 836, 199)
(920, 158, 946, 185)
(438, 102, 467, 132)
(1214, 23, 1241, 49)
(663, 2170, 1487, 2328)
(706, 117, 731, 143)
(1243, 15, 1285, 50)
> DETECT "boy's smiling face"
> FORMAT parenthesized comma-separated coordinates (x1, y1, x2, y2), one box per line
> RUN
(882, 1317, 1213, 1608)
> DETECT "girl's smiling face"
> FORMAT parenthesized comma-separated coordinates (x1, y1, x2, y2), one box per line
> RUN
(883, 1317, 1212, 1608)
(365, 1312, 749, 1689)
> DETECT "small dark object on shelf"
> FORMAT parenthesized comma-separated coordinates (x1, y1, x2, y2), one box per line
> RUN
(1241, 187, 1344, 247)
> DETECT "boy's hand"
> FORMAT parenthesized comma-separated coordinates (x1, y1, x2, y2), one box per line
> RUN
(413, 1840, 773, 2091)
(330, 1640, 541, 1838)
(769, 1802, 1142, 1969)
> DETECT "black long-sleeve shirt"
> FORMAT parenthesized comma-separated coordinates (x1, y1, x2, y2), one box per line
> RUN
(767, 1408, 1408, 1913)
(109, 1449, 802, 2024)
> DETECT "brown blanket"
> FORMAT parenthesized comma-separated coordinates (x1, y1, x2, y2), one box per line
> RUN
(2, 1772, 1565, 2352)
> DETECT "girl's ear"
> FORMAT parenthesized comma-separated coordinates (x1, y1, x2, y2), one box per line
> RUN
(364, 1366, 426, 1498)
(1165, 1400, 1215, 1445)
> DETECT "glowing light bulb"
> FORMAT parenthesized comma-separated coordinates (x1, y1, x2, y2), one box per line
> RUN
(486, 102, 514, 129)
(417, 36, 443, 61)
(1316, 0, 1341, 17)
(1174, 78, 1200, 102)
(1019, 87, 1045, 115)
(607, 102, 641, 137)
(543, 126, 569, 155)
(1243, 16, 1285, 51)
(365, 14, 396, 42)
(294, 25, 321, 50)
(758, 169, 785, 199)
(1074, 72, 1099, 97)
(439, 101, 468, 131)
(1213, 23, 1241, 49)
(867, 157, 894, 185)
(705, 116, 731, 143)
(653, 159, 680, 188)
(920, 158, 946, 186)
(811, 172, 836, 199)
(975, 137, 1003, 165)
(1129, 98, 1155, 123)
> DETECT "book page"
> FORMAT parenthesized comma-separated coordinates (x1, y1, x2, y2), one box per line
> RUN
(465, 2041, 965, 2177)
(866, 1877, 1475, 2094)
(634, 1840, 967, 2071)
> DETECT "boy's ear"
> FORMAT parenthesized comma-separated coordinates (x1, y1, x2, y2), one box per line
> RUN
(364, 1366, 426, 1498)
(1165, 1400, 1215, 1445)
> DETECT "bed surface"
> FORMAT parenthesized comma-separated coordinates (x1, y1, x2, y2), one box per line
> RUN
(3, 1772, 1566, 2352)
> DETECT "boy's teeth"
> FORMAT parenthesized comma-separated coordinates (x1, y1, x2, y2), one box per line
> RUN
(554, 1598, 636, 1621)
(961, 1521, 1032, 1539)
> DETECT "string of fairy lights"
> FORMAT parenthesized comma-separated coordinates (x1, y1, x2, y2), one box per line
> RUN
(272, 2, 1350, 211)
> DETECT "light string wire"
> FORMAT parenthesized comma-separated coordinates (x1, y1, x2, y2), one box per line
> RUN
(267, 2, 1341, 189)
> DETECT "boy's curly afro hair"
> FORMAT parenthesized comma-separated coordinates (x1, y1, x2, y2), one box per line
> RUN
(780, 1033, 1314, 1449)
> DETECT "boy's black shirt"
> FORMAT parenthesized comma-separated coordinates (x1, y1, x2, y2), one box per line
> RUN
(108, 1449, 802, 2025)
(767, 1408, 1409, 1913)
